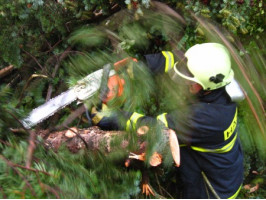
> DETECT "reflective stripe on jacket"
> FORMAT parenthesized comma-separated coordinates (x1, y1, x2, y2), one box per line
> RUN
(156, 88, 243, 199)
(144, 51, 175, 74)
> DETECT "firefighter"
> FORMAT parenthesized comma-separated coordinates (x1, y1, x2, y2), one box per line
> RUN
(90, 43, 244, 199)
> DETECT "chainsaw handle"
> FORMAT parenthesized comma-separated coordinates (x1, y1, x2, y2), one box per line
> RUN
(99, 57, 137, 104)
(113, 57, 138, 71)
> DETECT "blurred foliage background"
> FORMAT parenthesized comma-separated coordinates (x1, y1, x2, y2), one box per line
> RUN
(0, 0, 265, 198)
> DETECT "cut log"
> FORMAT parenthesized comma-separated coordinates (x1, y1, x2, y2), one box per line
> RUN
(39, 126, 126, 153)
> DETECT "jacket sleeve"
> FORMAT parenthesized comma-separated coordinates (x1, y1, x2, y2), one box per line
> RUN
(144, 51, 175, 74)
(93, 107, 210, 146)
(91, 103, 204, 145)
(94, 109, 192, 145)
(92, 108, 157, 132)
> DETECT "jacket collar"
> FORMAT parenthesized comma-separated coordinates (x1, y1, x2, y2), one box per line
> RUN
(196, 87, 231, 104)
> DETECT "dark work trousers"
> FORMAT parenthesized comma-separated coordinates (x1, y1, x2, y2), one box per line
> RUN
(179, 147, 216, 199)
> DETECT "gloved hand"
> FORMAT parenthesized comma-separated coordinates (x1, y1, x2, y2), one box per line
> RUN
(90, 103, 122, 130)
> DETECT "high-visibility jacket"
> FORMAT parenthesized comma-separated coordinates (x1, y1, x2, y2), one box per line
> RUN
(93, 51, 244, 198)
(144, 51, 175, 74)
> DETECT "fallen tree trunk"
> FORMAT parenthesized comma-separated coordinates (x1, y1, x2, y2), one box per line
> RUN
(37, 125, 180, 167)
(39, 126, 127, 153)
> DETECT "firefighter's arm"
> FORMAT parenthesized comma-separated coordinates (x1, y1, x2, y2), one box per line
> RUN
(90, 103, 174, 133)
(90, 105, 154, 131)
(90, 104, 130, 130)
(144, 51, 175, 74)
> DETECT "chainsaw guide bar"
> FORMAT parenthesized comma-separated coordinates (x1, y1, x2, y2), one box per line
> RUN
(22, 67, 115, 129)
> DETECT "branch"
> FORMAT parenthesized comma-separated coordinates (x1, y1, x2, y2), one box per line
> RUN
(35, 171, 61, 198)
(26, 130, 36, 168)
(5, 110, 43, 168)
(0, 186, 6, 199)
(202, 171, 220, 199)
(12, 163, 52, 176)
(5, 109, 38, 169)
(0, 65, 14, 79)
(55, 105, 86, 130)
(16, 74, 48, 108)
(40, 183, 60, 199)
(45, 47, 72, 102)
(155, 173, 175, 198)
(7, 74, 20, 87)
(5, 109, 31, 134)
(43, 39, 62, 54)
(22, 49, 44, 71)
(0, 138, 12, 147)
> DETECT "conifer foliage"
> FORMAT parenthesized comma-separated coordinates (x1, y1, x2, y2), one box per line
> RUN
(0, 0, 265, 198)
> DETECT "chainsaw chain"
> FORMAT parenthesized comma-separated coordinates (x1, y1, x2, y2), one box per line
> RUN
(22, 89, 77, 129)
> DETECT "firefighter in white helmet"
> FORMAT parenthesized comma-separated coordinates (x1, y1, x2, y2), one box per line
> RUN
(91, 43, 244, 198)
(170, 43, 234, 90)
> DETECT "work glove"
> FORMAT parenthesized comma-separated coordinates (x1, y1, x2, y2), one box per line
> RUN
(90, 103, 123, 130)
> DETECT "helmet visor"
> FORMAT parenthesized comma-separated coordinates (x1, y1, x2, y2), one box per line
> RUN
(168, 57, 195, 85)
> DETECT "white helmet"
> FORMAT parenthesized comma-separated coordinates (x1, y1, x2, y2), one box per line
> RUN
(170, 43, 234, 90)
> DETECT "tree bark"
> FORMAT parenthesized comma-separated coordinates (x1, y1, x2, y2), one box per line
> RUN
(39, 126, 127, 153)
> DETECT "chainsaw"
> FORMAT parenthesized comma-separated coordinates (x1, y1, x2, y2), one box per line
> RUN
(22, 58, 134, 129)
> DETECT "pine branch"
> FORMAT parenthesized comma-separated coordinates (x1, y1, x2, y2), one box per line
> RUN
(5, 110, 40, 168)
(26, 130, 36, 168)
(0, 155, 37, 197)
(5, 109, 31, 133)
(155, 173, 174, 199)
(12, 163, 52, 176)
(40, 183, 60, 199)
(0, 138, 12, 147)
